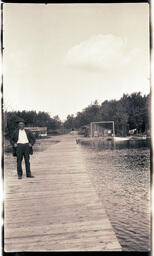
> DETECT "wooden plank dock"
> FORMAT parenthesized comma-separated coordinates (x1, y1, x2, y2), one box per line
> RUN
(4, 133, 121, 252)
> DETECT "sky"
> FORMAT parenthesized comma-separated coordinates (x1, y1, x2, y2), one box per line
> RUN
(3, 3, 150, 121)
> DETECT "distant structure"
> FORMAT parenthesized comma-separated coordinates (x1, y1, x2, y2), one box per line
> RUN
(25, 127, 47, 138)
(90, 121, 115, 137)
(128, 128, 137, 135)
(79, 125, 90, 137)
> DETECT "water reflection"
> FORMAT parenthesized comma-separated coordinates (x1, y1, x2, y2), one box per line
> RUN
(113, 139, 150, 150)
(79, 138, 151, 251)
(81, 138, 150, 151)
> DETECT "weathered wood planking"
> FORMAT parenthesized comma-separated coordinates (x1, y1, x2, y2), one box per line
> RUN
(4, 134, 121, 252)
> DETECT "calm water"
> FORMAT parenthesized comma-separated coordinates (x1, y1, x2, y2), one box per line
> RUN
(79, 139, 151, 251)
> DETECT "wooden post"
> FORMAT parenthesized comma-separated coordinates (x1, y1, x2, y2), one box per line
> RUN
(90, 122, 93, 137)
(112, 121, 115, 137)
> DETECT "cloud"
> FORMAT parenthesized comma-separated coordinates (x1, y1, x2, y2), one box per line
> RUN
(64, 34, 142, 72)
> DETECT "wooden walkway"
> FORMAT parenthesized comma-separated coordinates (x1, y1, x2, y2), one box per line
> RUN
(4, 134, 121, 252)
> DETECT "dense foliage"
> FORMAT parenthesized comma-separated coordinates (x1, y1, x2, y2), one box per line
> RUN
(63, 92, 150, 136)
(4, 92, 150, 137)
(4, 111, 62, 137)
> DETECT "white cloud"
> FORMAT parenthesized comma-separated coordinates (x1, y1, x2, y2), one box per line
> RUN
(64, 34, 143, 72)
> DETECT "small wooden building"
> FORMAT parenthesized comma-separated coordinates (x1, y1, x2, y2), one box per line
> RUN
(90, 121, 115, 137)
(25, 127, 47, 137)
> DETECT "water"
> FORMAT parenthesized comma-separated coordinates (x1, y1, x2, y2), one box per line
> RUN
(79, 139, 151, 251)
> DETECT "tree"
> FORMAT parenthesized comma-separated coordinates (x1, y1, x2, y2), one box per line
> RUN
(64, 115, 75, 129)
(100, 100, 117, 121)
(114, 101, 129, 136)
(121, 92, 148, 133)
(5, 92, 149, 138)
(5, 110, 63, 136)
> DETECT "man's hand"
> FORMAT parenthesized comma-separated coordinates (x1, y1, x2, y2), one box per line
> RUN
(29, 143, 32, 147)
(14, 143, 17, 147)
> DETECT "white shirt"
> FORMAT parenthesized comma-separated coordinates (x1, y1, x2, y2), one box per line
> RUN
(17, 129, 29, 144)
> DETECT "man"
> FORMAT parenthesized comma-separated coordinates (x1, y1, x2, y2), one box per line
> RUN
(10, 118, 35, 179)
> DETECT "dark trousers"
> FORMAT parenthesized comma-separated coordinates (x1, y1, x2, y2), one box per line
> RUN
(16, 143, 31, 177)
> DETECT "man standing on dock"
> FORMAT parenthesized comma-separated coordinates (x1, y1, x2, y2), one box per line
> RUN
(10, 118, 35, 179)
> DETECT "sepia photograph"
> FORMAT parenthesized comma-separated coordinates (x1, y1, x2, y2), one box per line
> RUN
(2, 1, 151, 253)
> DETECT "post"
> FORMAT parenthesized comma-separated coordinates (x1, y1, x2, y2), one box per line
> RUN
(112, 121, 115, 137)
(90, 122, 93, 137)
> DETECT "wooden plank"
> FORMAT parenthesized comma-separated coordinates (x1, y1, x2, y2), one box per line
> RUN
(5, 219, 112, 238)
(5, 236, 120, 252)
(4, 134, 121, 251)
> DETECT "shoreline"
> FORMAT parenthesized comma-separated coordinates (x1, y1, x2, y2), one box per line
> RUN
(4, 136, 60, 154)
(76, 135, 150, 143)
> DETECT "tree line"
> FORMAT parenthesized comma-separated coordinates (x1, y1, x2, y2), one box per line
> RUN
(63, 92, 150, 136)
(4, 111, 62, 137)
(4, 92, 150, 137)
